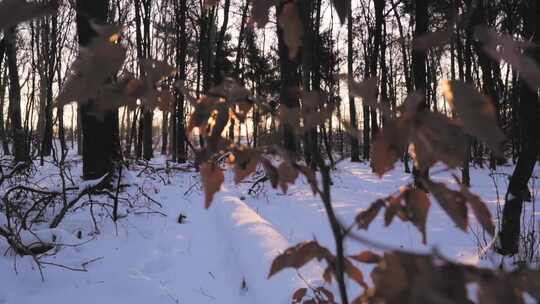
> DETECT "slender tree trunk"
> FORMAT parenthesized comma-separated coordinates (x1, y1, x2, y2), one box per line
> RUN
(176, 0, 188, 163)
(347, 5, 360, 162)
(0, 38, 10, 155)
(161, 111, 168, 155)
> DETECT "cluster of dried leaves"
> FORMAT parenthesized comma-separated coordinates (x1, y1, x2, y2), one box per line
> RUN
(187, 27, 533, 304)
(186, 79, 332, 209)
(57, 24, 176, 116)
(269, 240, 366, 304)
(271, 239, 540, 304)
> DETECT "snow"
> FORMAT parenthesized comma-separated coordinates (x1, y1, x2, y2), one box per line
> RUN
(0, 157, 538, 303)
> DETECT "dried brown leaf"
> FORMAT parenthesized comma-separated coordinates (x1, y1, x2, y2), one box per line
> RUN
(475, 26, 540, 91)
(442, 80, 505, 155)
(425, 180, 468, 231)
(411, 112, 467, 170)
(277, 161, 299, 193)
(278, 2, 302, 60)
(372, 117, 412, 177)
(344, 258, 367, 287)
(384, 197, 399, 227)
(461, 186, 495, 235)
(405, 188, 431, 244)
(356, 199, 385, 230)
(232, 147, 260, 184)
(292, 288, 307, 303)
(268, 241, 324, 278)
(323, 265, 333, 283)
(187, 96, 216, 133)
(347, 77, 378, 107)
(200, 163, 224, 209)
(371, 253, 409, 301)
(350, 250, 381, 264)
(57, 25, 126, 108)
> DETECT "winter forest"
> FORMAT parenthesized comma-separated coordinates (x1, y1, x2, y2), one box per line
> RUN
(0, 0, 540, 303)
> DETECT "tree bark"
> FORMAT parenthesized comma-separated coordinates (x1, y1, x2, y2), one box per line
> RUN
(347, 5, 360, 162)
(277, 2, 299, 153)
(411, 0, 428, 187)
(0, 38, 10, 155)
(76, 0, 121, 179)
(499, 0, 540, 255)
(5, 27, 28, 163)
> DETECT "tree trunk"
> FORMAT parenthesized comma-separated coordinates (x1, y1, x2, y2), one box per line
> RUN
(277, 2, 299, 153)
(499, 0, 540, 255)
(76, 0, 121, 179)
(411, 0, 428, 187)
(0, 38, 10, 155)
(347, 5, 360, 162)
(213, 0, 231, 85)
(5, 27, 28, 163)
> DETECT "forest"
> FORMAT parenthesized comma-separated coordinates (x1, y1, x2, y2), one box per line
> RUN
(0, 0, 539, 303)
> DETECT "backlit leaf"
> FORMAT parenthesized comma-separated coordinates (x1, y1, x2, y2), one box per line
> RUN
(424, 180, 468, 231)
(277, 161, 299, 193)
(475, 26, 540, 91)
(461, 186, 495, 235)
(405, 188, 431, 244)
(372, 118, 412, 177)
(268, 241, 326, 278)
(200, 162, 224, 209)
(411, 112, 467, 170)
(442, 81, 505, 155)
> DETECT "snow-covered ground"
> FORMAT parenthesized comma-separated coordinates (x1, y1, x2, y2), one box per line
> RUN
(0, 157, 538, 303)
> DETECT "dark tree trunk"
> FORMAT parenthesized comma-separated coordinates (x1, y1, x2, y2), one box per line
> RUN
(40, 15, 58, 158)
(370, 0, 384, 138)
(411, 0, 428, 187)
(5, 27, 28, 163)
(298, 0, 318, 169)
(277, 2, 299, 153)
(469, 0, 500, 170)
(499, 0, 540, 255)
(0, 38, 10, 155)
(161, 111, 168, 155)
(347, 5, 360, 162)
(76, 0, 121, 179)
(175, 0, 188, 163)
(213, 0, 231, 85)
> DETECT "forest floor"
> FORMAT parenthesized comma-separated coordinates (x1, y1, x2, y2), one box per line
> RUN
(0, 156, 539, 304)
